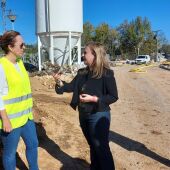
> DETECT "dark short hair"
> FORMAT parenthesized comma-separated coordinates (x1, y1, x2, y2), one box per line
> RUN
(0, 30, 20, 54)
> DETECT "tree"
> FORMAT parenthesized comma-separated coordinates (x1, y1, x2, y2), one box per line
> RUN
(25, 44, 38, 54)
(117, 17, 154, 59)
(81, 17, 169, 60)
(94, 23, 110, 44)
(82, 22, 94, 46)
(160, 44, 170, 54)
(94, 23, 118, 57)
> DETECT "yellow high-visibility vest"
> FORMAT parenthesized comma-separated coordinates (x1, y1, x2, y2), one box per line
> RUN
(0, 57, 33, 129)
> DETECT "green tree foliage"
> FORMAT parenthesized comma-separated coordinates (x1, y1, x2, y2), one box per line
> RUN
(117, 17, 155, 59)
(94, 23, 110, 44)
(23, 43, 38, 60)
(81, 22, 94, 46)
(82, 22, 118, 58)
(25, 44, 38, 54)
(107, 29, 118, 59)
(82, 17, 169, 60)
(94, 23, 118, 58)
(160, 44, 170, 54)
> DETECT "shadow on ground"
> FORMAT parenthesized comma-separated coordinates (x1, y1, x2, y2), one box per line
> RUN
(109, 131, 170, 167)
(0, 149, 28, 170)
(0, 123, 89, 170)
(36, 122, 89, 170)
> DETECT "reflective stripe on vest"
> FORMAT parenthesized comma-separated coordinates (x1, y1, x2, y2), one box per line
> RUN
(7, 107, 32, 119)
(4, 93, 32, 105)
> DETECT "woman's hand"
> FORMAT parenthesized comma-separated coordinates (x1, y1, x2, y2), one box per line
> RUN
(80, 94, 98, 103)
(52, 73, 61, 82)
(2, 117, 12, 132)
(53, 73, 63, 87)
(0, 110, 12, 132)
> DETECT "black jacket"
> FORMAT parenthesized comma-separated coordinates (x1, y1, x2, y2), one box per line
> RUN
(55, 67, 118, 112)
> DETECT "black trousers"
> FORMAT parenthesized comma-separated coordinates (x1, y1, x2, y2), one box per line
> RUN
(79, 111, 115, 170)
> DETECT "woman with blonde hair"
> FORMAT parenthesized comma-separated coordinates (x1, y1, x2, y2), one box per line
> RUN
(54, 42, 118, 170)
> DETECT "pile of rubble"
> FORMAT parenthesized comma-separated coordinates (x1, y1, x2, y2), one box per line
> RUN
(159, 60, 170, 71)
(29, 61, 82, 76)
(28, 60, 120, 89)
(30, 61, 83, 89)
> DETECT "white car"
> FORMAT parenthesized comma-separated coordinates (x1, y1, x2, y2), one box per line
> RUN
(126, 59, 136, 65)
(135, 55, 151, 64)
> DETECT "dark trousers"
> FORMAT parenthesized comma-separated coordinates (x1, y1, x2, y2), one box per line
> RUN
(79, 111, 115, 170)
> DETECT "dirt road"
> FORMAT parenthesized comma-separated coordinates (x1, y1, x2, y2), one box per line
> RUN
(1, 65, 170, 170)
(109, 65, 170, 170)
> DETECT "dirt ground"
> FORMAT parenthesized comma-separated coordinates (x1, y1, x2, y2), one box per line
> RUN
(1, 64, 170, 170)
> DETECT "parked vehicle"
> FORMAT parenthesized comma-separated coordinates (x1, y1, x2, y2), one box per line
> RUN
(126, 59, 136, 65)
(165, 54, 170, 60)
(24, 62, 38, 72)
(135, 55, 151, 64)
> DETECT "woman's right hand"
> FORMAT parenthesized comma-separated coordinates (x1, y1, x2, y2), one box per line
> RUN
(0, 110, 12, 132)
(53, 73, 64, 87)
(52, 73, 61, 82)
(2, 117, 12, 132)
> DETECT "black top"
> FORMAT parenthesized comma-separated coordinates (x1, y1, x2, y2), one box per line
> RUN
(55, 67, 118, 113)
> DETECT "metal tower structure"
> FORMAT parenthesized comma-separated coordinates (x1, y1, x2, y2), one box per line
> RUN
(7, 9, 17, 30)
(1, 0, 6, 32)
(1, 0, 17, 32)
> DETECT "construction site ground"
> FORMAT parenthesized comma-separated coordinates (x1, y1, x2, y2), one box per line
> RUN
(1, 64, 170, 170)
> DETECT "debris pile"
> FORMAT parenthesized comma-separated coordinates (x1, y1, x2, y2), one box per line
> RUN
(159, 60, 170, 71)
(29, 61, 83, 89)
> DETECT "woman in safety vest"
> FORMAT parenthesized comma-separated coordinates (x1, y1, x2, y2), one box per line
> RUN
(0, 30, 39, 170)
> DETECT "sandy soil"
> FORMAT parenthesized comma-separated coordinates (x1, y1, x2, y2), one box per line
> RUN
(0, 64, 170, 170)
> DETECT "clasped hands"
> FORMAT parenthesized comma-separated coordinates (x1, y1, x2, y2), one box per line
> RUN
(80, 94, 98, 103)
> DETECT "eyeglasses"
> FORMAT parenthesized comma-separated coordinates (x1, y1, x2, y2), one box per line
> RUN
(19, 43, 25, 49)
(14, 42, 25, 49)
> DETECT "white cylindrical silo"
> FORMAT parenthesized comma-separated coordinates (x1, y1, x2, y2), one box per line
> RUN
(35, 0, 83, 69)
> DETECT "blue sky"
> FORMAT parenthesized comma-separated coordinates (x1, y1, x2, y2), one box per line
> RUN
(1, 0, 170, 44)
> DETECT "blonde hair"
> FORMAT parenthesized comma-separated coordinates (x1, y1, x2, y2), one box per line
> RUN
(86, 42, 110, 78)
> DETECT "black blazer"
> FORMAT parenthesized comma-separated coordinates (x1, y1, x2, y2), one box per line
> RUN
(55, 67, 118, 112)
